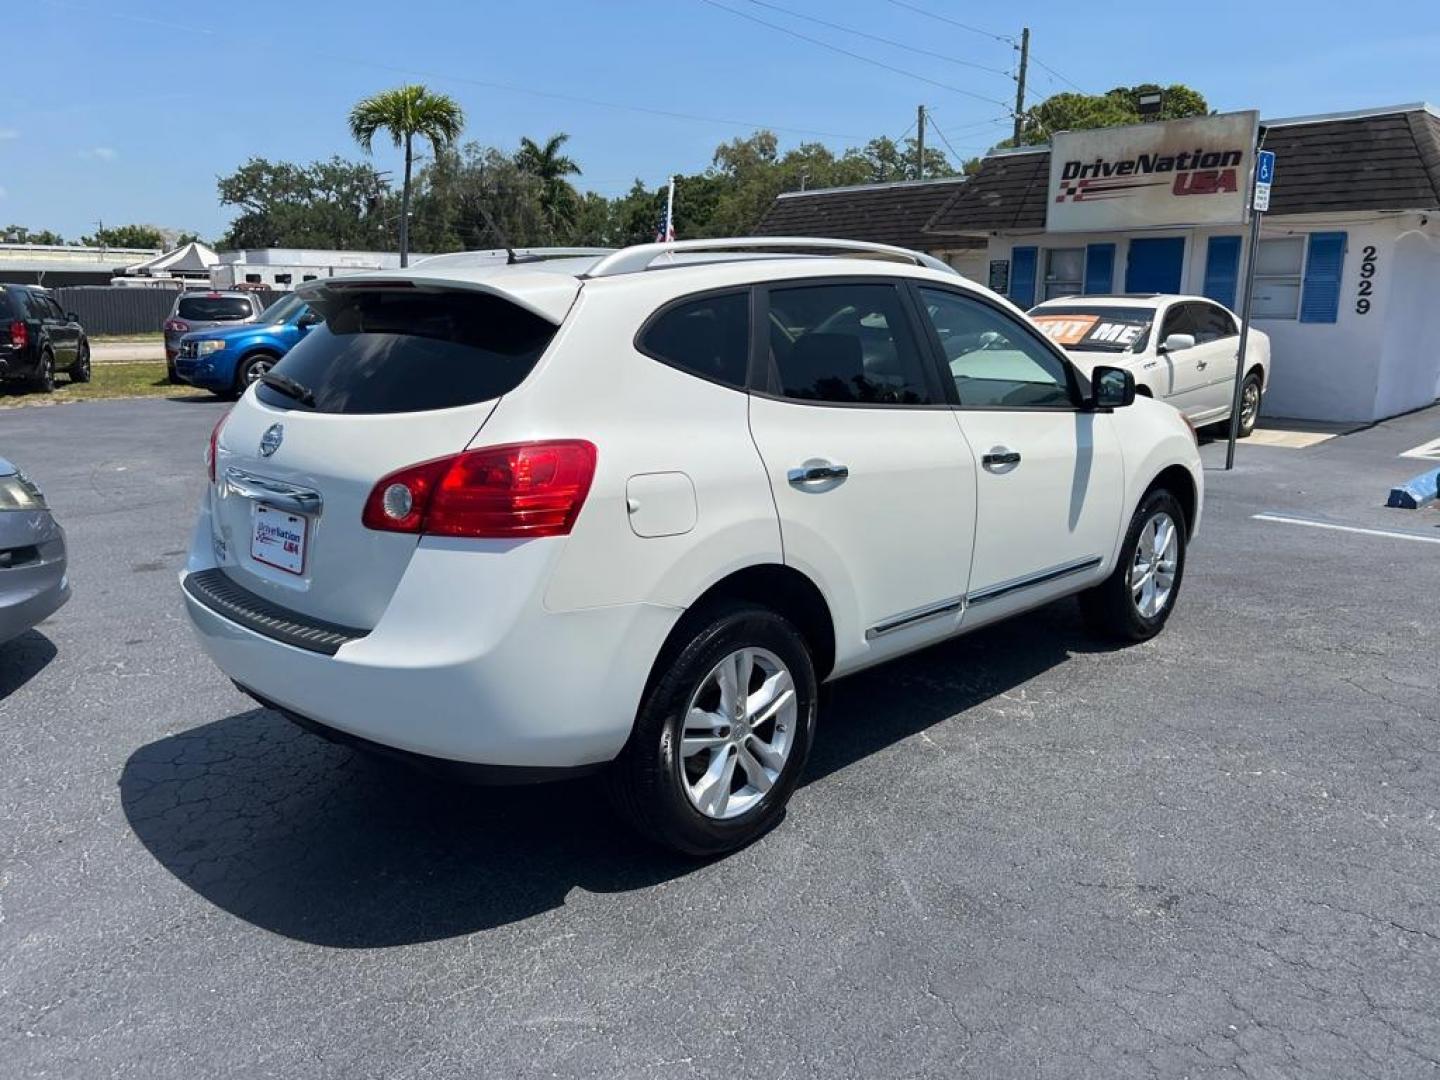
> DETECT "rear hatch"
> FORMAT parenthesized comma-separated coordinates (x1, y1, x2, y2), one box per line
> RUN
(209, 277, 574, 629)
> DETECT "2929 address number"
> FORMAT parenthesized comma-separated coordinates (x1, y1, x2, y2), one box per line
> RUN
(1355, 245, 1377, 314)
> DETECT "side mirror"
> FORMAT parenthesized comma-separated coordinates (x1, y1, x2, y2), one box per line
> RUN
(1090, 365, 1135, 410)
(1160, 332, 1196, 354)
(67, 312, 80, 323)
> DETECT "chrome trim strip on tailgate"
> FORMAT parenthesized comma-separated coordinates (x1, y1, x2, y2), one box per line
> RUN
(222, 468, 323, 516)
(182, 568, 367, 656)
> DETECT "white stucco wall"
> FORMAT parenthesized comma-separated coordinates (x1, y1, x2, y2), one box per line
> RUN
(979, 212, 1440, 422)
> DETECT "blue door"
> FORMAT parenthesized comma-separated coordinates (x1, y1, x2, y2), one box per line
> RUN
(1125, 237, 1186, 294)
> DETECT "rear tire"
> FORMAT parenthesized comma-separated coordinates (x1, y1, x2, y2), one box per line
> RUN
(33, 349, 55, 393)
(1080, 488, 1187, 643)
(1236, 371, 1262, 438)
(606, 603, 818, 857)
(69, 340, 91, 383)
(166, 360, 183, 385)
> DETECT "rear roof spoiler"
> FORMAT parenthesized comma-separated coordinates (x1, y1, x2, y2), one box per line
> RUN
(296, 271, 582, 325)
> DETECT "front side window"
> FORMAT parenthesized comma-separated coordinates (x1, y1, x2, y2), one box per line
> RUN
(1160, 303, 1196, 343)
(638, 291, 749, 389)
(765, 283, 935, 405)
(1251, 237, 1304, 319)
(919, 287, 1072, 409)
(1192, 302, 1237, 342)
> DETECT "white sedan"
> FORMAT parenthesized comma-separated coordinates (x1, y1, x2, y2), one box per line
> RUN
(1029, 294, 1269, 436)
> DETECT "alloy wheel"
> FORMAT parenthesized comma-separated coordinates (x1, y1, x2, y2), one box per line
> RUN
(245, 358, 274, 385)
(1240, 380, 1260, 431)
(1129, 511, 1179, 619)
(680, 646, 797, 821)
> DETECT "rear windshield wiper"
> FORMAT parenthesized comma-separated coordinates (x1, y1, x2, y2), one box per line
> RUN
(259, 371, 316, 408)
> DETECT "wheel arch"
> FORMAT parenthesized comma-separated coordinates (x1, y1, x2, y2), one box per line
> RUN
(655, 563, 837, 688)
(1144, 463, 1198, 539)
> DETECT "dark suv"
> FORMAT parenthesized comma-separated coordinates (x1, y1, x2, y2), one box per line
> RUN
(0, 285, 90, 392)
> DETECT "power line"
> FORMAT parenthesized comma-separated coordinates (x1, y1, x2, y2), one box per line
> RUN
(740, 0, 1011, 77)
(883, 0, 1014, 44)
(699, 0, 1014, 110)
(1026, 54, 1085, 93)
(40, 0, 866, 141)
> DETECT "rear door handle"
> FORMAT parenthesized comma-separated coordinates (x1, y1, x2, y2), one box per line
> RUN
(981, 448, 1021, 470)
(787, 462, 849, 485)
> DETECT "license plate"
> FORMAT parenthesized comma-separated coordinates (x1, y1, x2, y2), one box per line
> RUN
(251, 505, 308, 575)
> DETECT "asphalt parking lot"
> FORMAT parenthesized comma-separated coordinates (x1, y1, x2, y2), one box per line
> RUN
(3, 398, 1438, 1079)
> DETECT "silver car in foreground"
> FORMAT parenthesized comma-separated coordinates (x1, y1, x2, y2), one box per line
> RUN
(0, 458, 69, 644)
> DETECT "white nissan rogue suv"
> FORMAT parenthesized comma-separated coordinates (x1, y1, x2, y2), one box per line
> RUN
(181, 238, 1203, 855)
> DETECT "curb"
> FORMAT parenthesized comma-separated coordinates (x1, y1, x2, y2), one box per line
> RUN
(1387, 467, 1440, 509)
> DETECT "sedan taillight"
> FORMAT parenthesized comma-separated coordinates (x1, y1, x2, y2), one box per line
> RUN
(362, 441, 597, 539)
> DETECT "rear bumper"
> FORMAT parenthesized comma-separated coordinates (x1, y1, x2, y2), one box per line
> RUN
(0, 534, 69, 645)
(180, 501, 681, 769)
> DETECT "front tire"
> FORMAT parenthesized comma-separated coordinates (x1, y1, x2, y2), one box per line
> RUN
(1080, 488, 1187, 643)
(233, 352, 278, 397)
(607, 603, 818, 856)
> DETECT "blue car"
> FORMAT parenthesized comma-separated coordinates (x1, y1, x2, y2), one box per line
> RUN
(175, 293, 321, 397)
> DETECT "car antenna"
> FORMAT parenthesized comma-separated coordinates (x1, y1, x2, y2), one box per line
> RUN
(476, 203, 525, 265)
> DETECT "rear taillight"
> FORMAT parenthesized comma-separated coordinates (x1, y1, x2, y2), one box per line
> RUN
(363, 440, 597, 539)
(165, 319, 191, 334)
(206, 409, 231, 483)
(9, 320, 27, 350)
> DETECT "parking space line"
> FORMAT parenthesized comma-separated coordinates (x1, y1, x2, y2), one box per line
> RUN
(1400, 436, 1440, 461)
(1253, 513, 1440, 545)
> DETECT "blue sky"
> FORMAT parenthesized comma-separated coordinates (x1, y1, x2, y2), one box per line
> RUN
(3, 0, 1436, 242)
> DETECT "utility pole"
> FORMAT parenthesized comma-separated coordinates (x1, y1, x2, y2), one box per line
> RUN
(1012, 27, 1030, 145)
(916, 104, 926, 180)
(94, 220, 106, 259)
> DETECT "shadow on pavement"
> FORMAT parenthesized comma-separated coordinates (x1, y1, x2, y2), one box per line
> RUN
(121, 602, 1110, 946)
(0, 629, 58, 703)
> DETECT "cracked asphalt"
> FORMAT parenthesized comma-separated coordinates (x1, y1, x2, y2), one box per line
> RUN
(2, 398, 1438, 1079)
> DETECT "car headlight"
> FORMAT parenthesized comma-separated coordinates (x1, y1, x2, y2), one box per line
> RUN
(196, 340, 229, 355)
(0, 471, 47, 511)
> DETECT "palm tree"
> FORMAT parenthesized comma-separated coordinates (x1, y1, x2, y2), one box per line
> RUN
(515, 133, 583, 234)
(349, 85, 465, 266)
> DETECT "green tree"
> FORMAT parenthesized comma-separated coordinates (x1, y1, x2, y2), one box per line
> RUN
(217, 157, 393, 250)
(348, 84, 465, 265)
(2, 225, 65, 245)
(1009, 83, 1210, 147)
(514, 133, 583, 233)
(855, 136, 954, 183)
(82, 223, 164, 249)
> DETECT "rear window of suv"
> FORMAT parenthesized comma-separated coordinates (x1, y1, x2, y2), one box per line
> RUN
(177, 295, 254, 321)
(255, 287, 557, 414)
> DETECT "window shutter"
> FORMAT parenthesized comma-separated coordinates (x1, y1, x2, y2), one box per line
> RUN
(1083, 244, 1115, 294)
(1203, 236, 1241, 310)
(1009, 246, 1037, 308)
(1299, 232, 1346, 323)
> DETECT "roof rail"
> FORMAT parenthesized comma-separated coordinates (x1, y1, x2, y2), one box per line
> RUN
(582, 237, 957, 278)
(414, 247, 614, 268)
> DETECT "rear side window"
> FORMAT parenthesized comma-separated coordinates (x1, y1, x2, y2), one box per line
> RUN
(765, 282, 936, 405)
(256, 288, 556, 415)
(23, 292, 51, 319)
(638, 291, 749, 389)
(177, 296, 254, 321)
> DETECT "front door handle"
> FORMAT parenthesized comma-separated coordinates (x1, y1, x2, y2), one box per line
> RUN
(787, 462, 849, 486)
(1196, 359, 1208, 370)
(982, 447, 1021, 470)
